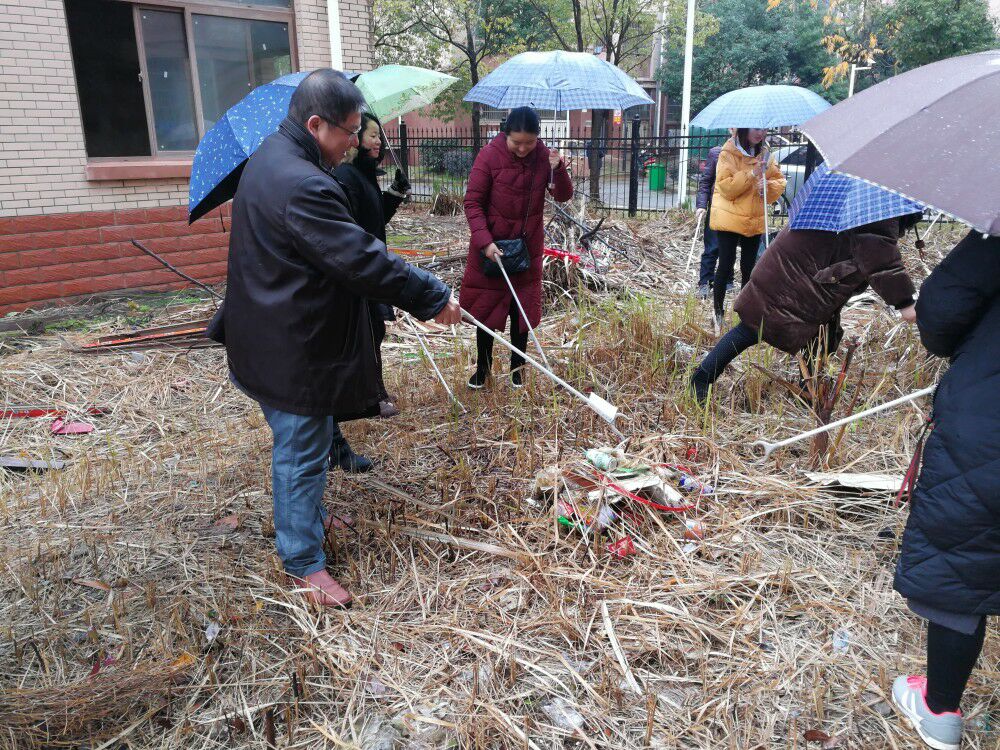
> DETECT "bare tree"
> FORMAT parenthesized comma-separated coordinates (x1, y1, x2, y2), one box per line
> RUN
(406, 0, 522, 150)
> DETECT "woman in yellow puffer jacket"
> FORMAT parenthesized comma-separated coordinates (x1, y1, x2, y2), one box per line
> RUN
(709, 128, 786, 328)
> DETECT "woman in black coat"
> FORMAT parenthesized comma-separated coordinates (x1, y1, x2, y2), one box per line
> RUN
(333, 112, 411, 419)
(891, 230, 1000, 750)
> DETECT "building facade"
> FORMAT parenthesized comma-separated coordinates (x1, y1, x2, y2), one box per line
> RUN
(0, 0, 372, 314)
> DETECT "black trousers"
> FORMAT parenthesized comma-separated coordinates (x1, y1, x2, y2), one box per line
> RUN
(926, 618, 988, 713)
(371, 312, 388, 398)
(694, 318, 843, 391)
(714, 230, 761, 316)
(475, 298, 529, 374)
(695, 322, 759, 386)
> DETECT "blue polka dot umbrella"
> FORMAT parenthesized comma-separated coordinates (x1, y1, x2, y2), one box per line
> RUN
(188, 66, 457, 224)
(188, 71, 312, 224)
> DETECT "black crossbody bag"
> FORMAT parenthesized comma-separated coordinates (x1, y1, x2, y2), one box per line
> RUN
(482, 156, 538, 278)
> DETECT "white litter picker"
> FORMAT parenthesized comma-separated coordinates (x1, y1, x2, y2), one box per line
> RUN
(402, 314, 466, 414)
(753, 385, 935, 460)
(461, 309, 624, 440)
(495, 260, 550, 368)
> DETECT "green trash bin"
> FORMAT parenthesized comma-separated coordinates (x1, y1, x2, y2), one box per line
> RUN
(648, 163, 666, 191)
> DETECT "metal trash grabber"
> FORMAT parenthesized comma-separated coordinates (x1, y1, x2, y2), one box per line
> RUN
(753, 385, 935, 460)
(684, 211, 704, 275)
(461, 309, 625, 440)
(495, 260, 550, 368)
(403, 314, 466, 414)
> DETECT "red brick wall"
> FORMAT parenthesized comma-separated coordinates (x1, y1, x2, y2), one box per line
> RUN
(0, 206, 230, 315)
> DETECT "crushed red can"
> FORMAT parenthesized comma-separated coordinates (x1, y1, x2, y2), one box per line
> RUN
(606, 536, 637, 558)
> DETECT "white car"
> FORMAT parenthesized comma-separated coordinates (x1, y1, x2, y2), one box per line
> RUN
(771, 144, 810, 214)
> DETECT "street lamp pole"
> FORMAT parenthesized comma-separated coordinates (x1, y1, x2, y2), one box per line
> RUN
(676, 0, 697, 207)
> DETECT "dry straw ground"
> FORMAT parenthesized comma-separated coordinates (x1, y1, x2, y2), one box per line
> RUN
(0, 206, 995, 749)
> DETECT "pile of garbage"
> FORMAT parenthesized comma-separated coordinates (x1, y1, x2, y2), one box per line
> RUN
(532, 448, 715, 560)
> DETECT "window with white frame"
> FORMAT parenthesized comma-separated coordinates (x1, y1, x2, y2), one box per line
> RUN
(65, 0, 295, 158)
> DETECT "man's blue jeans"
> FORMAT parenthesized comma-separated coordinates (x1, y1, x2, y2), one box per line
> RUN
(698, 225, 720, 287)
(259, 404, 342, 577)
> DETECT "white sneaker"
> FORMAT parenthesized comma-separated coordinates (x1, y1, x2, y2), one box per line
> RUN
(892, 675, 963, 750)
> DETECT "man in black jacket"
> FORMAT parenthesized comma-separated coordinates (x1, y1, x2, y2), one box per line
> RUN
(211, 69, 460, 607)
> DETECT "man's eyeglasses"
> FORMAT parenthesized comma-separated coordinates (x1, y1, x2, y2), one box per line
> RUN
(328, 120, 362, 138)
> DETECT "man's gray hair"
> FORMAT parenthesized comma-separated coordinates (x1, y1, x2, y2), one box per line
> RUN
(288, 69, 365, 127)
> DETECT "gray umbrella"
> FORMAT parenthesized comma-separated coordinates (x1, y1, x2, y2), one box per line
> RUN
(801, 50, 1000, 236)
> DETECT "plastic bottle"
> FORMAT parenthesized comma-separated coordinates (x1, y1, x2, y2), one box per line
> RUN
(585, 449, 619, 471)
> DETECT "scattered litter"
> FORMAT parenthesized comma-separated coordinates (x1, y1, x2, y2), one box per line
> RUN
(355, 715, 402, 750)
(585, 448, 619, 471)
(532, 465, 562, 502)
(71, 579, 113, 592)
(664, 465, 714, 495)
(365, 676, 388, 697)
(804, 729, 844, 748)
(804, 471, 903, 493)
(0, 456, 66, 471)
(51, 418, 95, 435)
(558, 499, 616, 532)
(204, 622, 221, 644)
(89, 655, 117, 677)
(606, 536, 637, 558)
(0, 206, 960, 750)
(1, 405, 107, 419)
(78, 319, 216, 354)
(862, 692, 893, 717)
(832, 627, 852, 655)
(683, 520, 705, 541)
(204, 515, 240, 536)
(541, 697, 585, 732)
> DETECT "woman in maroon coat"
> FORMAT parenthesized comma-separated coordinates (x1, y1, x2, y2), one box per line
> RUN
(460, 107, 573, 388)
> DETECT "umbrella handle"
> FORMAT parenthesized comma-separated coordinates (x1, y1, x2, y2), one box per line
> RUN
(376, 121, 405, 173)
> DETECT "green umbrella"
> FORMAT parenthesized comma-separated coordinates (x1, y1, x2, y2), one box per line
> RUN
(354, 65, 458, 122)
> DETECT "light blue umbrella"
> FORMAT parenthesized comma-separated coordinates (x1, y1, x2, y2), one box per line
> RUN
(691, 85, 830, 129)
(789, 162, 925, 233)
(464, 50, 653, 111)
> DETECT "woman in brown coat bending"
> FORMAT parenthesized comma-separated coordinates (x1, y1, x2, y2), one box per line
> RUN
(690, 214, 920, 404)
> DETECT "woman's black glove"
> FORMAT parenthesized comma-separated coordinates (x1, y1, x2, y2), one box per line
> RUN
(388, 169, 411, 198)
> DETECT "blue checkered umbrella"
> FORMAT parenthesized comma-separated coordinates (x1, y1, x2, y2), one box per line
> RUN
(691, 85, 830, 129)
(464, 50, 653, 111)
(789, 163, 925, 232)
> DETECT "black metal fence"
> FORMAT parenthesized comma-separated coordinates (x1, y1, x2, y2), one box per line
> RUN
(381, 118, 812, 217)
